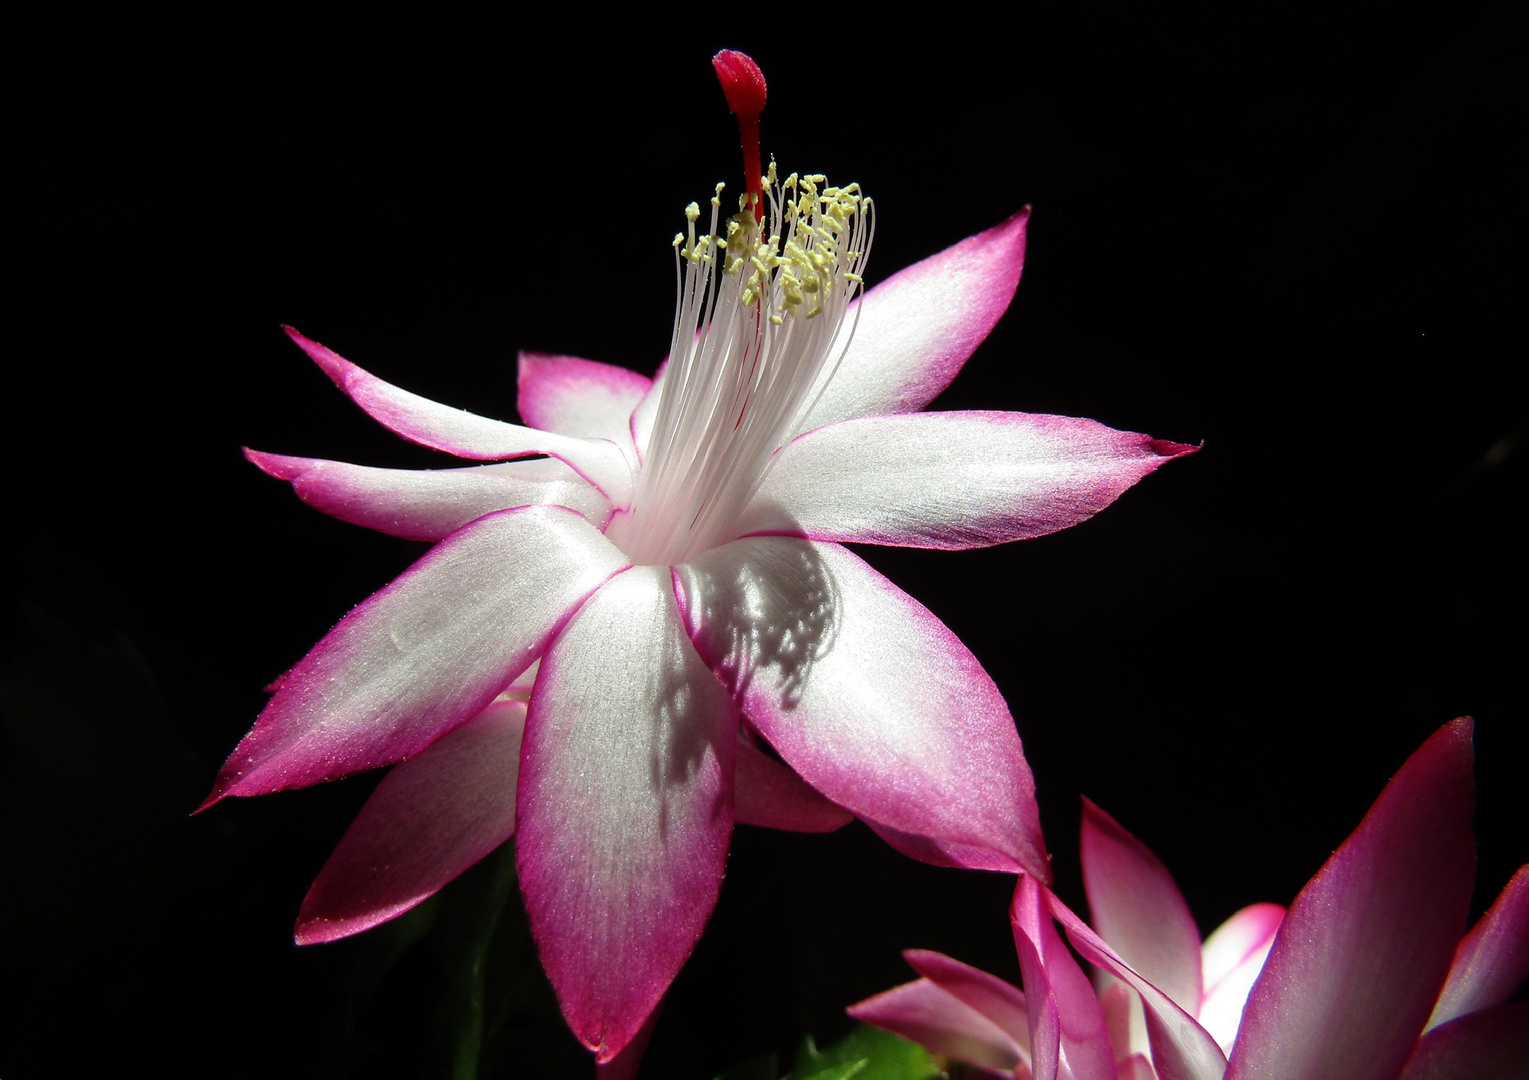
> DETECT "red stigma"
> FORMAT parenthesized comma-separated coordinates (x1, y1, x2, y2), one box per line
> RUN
(712, 49, 767, 222)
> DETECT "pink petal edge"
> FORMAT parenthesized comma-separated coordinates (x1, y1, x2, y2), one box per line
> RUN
(1226, 718, 1478, 1080)
(848, 976, 1025, 1075)
(245, 449, 613, 540)
(674, 536, 1048, 879)
(283, 326, 633, 505)
(515, 566, 736, 1063)
(295, 699, 525, 944)
(748, 412, 1196, 550)
(801, 210, 1031, 429)
(1427, 863, 1529, 1029)
(1080, 797, 1204, 1019)
(201, 505, 627, 806)
(515, 351, 650, 459)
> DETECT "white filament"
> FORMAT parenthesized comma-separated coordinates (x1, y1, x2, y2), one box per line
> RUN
(611, 171, 873, 567)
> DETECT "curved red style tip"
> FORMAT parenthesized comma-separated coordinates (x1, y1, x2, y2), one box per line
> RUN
(712, 50, 767, 222)
(711, 50, 767, 118)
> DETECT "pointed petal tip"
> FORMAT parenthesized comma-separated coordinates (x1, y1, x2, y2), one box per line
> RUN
(281, 324, 351, 383)
(242, 447, 303, 479)
(1150, 438, 1201, 459)
(294, 902, 414, 946)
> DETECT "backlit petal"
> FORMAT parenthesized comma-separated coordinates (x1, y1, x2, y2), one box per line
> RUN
(246, 450, 612, 540)
(800, 210, 1029, 429)
(904, 949, 1031, 1051)
(285, 326, 633, 504)
(1081, 798, 1203, 1018)
(203, 506, 627, 804)
(1012, 876, 1117, 1080)
(674, 536, 1047, 877)
(1225, 719, 1477, 1080)
(294, 699, 524, 943)
(747, 412, 1195, 549)
(515, 566, 736, 1063)
(1048, 894, 1227, 1080)
(849, 976, 1025, 1074)
(1426, 864, 1529, 1029)
(1197, 904, 1282, 1054)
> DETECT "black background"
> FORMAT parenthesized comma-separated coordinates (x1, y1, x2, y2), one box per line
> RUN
(10, 5, 1525, 1077)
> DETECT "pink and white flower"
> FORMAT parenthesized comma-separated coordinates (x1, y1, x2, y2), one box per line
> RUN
(203, 90, 1192, 1064)
(852, 719, 1527, 1080)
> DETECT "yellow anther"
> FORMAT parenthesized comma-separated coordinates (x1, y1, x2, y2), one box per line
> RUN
(686, 202, 701, 222)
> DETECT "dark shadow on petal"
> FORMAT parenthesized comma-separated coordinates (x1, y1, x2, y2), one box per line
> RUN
(674, 530, 840, 714)
(648, 578, 737, 840)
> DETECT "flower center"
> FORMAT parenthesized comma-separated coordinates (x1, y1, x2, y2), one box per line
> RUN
(606, 50, 874, 567)
(610, 169, 873, 566)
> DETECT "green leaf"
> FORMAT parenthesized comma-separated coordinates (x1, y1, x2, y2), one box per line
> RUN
(785, 1026, 941, 1080)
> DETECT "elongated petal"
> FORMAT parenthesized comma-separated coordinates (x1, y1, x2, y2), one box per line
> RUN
(1081, 798, 1203, 1019)
(1012, 876, 1117, 1080)
(800, 210, 1029, 430)
(1048, 894, 1227, 1080)
(849, 976, 1025, 1075)
(905, 949, 1031, 1051)
(1399, 1003, 1529, 1080)
(1225, 718, 1477, 1080)
(515, 566, 736, 1063)
(516, 352, 650, 457)
(746, 412, 1195, 549)
(203, 506, 628, 804)
(295, 699, 525, 943)
(1427, 864, 1529, 1029)
(246, 450, 612, 540)
(284, 326, 633, 505)
(674, 536, 1047, 877)
(1197, 904, 1282, 1054)
(733, 735, 853, 832)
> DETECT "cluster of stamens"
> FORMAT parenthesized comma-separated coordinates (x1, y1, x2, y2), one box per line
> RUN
(611, 168, 874, 566)
(604, 50, 875, 568)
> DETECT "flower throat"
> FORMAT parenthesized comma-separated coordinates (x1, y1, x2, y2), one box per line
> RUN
(609, 51, 875, 567)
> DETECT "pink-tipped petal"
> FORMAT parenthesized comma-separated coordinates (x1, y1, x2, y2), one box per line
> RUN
(1197, 904, 1282, 1054)
(203, 506, 628, 805)
(1012, 876, 1117, 1080)
(1226, 719, 1478, 1080)
(747, 413, 1196, 549)
(1399, 1003, 1529, 1080)
(1081, 798, 1204, 1019)
(516, 352, 650, 459)
(1199, 903, 1285, 996)
(245, 450, 612, 540)
(904, 949, 1031, 1051)
(284, 326, 633, 505)
(850, 976, 1025, 1075)
(1048, 893, 1226, 1080)
(295, 699, 525, 944)
(1427, 864, 1529, 1029)
(515, 566, 736, 1064)
(674, 536, 1048, 878)
(800, 210, 1030, 429)
(733, 735, 853, 832)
